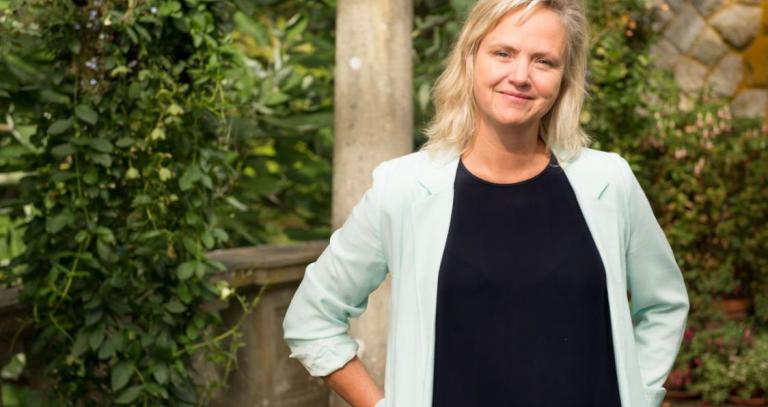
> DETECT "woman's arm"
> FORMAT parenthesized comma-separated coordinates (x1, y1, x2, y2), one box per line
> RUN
(615, 155, 690, 407)
(282, 161, 391, 399)
(323, 356, 384, 407)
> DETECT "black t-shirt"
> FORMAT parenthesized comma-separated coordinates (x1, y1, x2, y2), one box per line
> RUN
(431, 154, 622, 407)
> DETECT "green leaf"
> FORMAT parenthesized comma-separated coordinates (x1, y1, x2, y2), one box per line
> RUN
(178, 165, 202, 191)
(264, 91, 289, 106)
(182, 237, 198, 254)
(131, 194, 152, 207)
(90, 153, 112, 167)
(201, 231, 214, 249)
(1, 382, 20, 406)
(96, 240, 113, 262)
(11, 124, 38, 152)
(82, 168, 98, 184)
(111, 361, 134, 391)
(114, 385, 143, 404)
(166, 103, 184, 116)
(89, 138, 114, 153)
(50, 143, 76, 158)
(74, 230, 90, 243)
(47, 118, 73, 135)
(1, 353, 26, 380)
(46, 210, 74, 234)
(194, 261, 207, 278)
(85, 309, 102, 326)
(207, 259, 227, 272)
(75, 105, 98, 125)
(40, 90, 70, 105)
(89, 328, 105, 351)
(72, 331, 89, 357)
(159, 1, 182, 15)
(164, 300, 186, 314)
(152, 363, 169, 385)
(98, 337, 115, 360)
(233, 11, 269, 45)
(177, 261, 195, 280)
(115, 137, 135, 147)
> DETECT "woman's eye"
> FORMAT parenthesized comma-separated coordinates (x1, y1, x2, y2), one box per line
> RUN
(494, 51, 509, 58)
(536, 59, 553, 66)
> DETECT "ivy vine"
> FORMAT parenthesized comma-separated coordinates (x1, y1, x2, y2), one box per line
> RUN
(2, 0, 251, 404)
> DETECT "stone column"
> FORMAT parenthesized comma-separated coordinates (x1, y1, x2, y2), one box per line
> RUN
(332, 0, 413, 405)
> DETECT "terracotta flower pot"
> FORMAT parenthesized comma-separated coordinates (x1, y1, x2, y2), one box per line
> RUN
(727, 395, 767, 406)
(664, 389, 697, 400)
(720, 297, 752, 320)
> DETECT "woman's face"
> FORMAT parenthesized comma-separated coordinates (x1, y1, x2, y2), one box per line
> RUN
(472, 6, 567, 133)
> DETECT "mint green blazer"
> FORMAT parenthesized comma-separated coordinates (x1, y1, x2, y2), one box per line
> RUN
(283, 148, 689, 407)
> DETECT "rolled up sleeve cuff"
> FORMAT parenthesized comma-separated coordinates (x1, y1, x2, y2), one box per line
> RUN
(286, 335, 359, 377)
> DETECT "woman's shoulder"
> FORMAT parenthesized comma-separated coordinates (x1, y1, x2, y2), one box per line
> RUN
(375, 148, 457, 182)
(370, 149, 457, 206)
(566, 147, 633, 179)
(563, 147, 640, 204)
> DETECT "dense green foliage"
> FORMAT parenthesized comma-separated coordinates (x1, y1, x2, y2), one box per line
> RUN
(222, 0, 335, 245)
(1, 0, 249, 404)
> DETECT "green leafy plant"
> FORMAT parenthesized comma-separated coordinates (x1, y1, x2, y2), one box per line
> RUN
(641, 101, 768, 321)
(1, 0, 254, 404)
(222, 0, 335, 245)
(729, 330, 768, 401)
(686, 321, 748, 403)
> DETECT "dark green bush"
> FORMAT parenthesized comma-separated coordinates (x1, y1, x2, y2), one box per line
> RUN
(1, 0, 249, 404)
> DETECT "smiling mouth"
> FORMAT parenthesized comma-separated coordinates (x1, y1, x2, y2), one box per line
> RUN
(498, 90, 534, 101)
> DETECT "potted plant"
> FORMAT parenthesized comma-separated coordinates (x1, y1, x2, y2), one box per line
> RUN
(726, 331, 768, 406)
(642, 105, 767, 322)
(686, 321, 750, 404)
(665, 325, 697, 399)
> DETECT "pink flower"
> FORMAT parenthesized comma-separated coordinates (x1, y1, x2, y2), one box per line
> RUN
(684, 328, 694, 341)
(694, 158, 705, 176)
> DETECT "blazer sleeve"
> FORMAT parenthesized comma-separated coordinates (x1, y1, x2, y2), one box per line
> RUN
(282, 161, 390, 377)
(617, 156, 690, 407)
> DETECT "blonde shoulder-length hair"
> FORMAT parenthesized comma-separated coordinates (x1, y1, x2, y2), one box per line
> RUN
(422, 0, 590, 163)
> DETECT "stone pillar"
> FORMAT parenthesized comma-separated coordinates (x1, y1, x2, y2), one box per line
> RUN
(332, 0, 413, 405)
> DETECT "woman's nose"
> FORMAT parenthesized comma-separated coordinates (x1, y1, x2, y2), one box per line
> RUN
(505, 59, 530, 88)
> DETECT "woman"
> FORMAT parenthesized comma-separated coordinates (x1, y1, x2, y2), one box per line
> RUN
(283, 0, 689, 406)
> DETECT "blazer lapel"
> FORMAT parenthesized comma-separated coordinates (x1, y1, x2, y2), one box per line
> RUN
(409, 150, 459, 389)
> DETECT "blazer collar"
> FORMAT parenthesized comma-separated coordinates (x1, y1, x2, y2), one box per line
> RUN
(415, 147, 610, 200)
(415, 148, 460, 195)
(560, 148, 611, 200)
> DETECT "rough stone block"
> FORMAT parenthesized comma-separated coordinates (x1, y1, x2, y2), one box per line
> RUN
(708, 53, 744, 97)
(710, 4, 761, 49)
(675, 57, 709, 93)
(664, 2, 706, 52)
(731, 88, 768, 118)
(690, 26, 728, 65)
(650, 38, 682, 70)
(693, 0, 724, 17)
(649, 0, 676, 32)
(665, 0, 687, 12)
(744, 36, 768, 86)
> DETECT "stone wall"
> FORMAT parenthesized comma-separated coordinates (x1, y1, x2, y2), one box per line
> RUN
(650, 0, 768, 119)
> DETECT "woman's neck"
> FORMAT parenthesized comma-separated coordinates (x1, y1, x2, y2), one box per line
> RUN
(460, 121, 550, 184)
